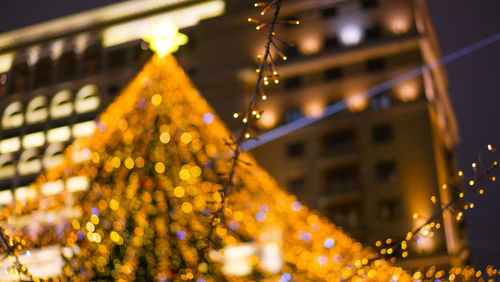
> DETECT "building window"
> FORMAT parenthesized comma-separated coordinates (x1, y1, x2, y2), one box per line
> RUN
(2, 101, 24, 129)
(287, 177, 305, 195)
(328, 203, 361, 229)
(371, 93, 392, 110)
(50, 90, 73, 119)
(26, 96, 48, 124)
(284, 76, 302, 89)
(323, 130, 355, 156)
(18, 149, 41, 176)
(43, 143, 65, 169)
(286, 142, 304, 158)
(107, 85, 121, 96)
(324, 36, 340, 49)
(361, 0, 378, 9)
(324, 67, 343, 80)
(0, 74, 6, 97)
(58, 51, 78, 82)
(324, 165, 358, 194)
(372, 124, 393, 143)
(321, 6, 338, 18)
(375, 160, 398, 182)
(284, 107, 303, 123)
(83, 45, 101, 76)
(0, 154, 15, 180)
(75, 84, 100, 113)
(132, 42, 153, 66)
(33, 56, 53, 88)
(366, 58, 386, 72)
(107, 47, 127, 70)
(365, 25, 382, 40)
(284, 45, 299, 59)
(378, 200, 401, 221)
(10, 62, 29, 93)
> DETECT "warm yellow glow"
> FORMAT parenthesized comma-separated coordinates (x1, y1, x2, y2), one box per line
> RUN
(50, 40, 65, 59)
(72, 121, 96, 138)
(395, 79, 420, 102)
(143, 21, 188, 57)
(75, 84, 100, 113)
(0, 137, 21, 154)
(0, 55, 410, 281)
(47, 126, 71, 144)
(103, 0, 224, 48)
(381, 0, 413, 35)
(299, 35, 322, 55)
(259, 110, 277, 129)
(0, 52, 14, 73)
(347, 94, 369, 112)
(22, 132, 45, 148)
(305, 101, 325, 117)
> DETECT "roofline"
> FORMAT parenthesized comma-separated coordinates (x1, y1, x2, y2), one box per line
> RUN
(0, 0, 219, 53)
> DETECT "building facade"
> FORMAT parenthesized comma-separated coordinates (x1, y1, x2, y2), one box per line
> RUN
(0, 0, 466, 273)
(176, 0, 467, 269)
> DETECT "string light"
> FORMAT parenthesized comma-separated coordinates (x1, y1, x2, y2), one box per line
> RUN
(369, 145, 500, 281)
(0, 55, 410, 281)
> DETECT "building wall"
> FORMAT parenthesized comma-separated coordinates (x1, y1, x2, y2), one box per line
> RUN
(0, 0, 466, 269)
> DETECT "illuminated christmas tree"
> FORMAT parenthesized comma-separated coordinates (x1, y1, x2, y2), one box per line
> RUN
(0, 55, 409, 281)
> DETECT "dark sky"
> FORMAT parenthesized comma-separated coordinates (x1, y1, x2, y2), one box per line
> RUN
(1, 0, 500, 270)
(425, 0, 500, 268)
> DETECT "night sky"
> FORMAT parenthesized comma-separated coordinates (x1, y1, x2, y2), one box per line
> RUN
(1, 0, 500, 269)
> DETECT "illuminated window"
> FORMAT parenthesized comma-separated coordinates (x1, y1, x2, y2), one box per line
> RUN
(47, 126, 71, 143)
(2, 101, 24, 129)
(0, 154, 15, 179)
(50, 90, 73, 119)
(14, 186, 37, 201)
(18, 149, 42, 175)
(66, 176, 89, 192)
(0, 190, 13, 205)
(75, 84, 100, 113)
(0, 137, 20, 154)
(41, 180, 64, 195)
(43, 143, 65, 169)
(72, 121, 96, 138)
(26, 96, 48, 124)
(22, 132, 45, 148)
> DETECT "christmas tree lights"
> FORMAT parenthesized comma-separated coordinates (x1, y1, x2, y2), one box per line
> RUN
(0, 55, 410, 281)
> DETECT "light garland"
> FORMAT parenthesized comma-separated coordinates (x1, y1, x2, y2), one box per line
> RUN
(0, 55, 411, 281)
